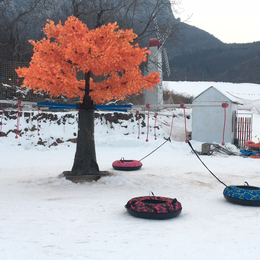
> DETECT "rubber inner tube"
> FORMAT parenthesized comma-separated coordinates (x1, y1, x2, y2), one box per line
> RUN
(223, 185, 260, 206)
(235, 186, 259, 190)
(125, 196, 182, 219)
(112, 159, 142, 171)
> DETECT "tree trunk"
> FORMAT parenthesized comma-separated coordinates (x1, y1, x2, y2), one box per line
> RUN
(67, 71, 100, 176)
(69, 71, 100, 175)
(70, 108, 100, 175)
(64, 71, 109, 181)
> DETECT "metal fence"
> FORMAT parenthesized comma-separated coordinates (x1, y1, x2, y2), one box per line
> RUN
(0, 60, 29, 86)
(0, 60, 81, 105)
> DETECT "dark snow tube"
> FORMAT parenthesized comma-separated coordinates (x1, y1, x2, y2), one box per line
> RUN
(112, 159, 142, 171)
(125, 196, 182, 219)
(223, 185, 260, 206)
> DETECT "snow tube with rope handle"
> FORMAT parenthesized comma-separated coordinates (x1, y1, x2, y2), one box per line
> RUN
(223, 183, 260, 206)
(125, 196, 182, 219)
(112, 158, 142, 171)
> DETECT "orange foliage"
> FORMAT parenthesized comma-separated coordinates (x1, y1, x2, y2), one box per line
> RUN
(16, 16, 160, 104)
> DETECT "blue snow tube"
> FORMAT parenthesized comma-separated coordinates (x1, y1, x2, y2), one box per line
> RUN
(223, 184, 260, 206)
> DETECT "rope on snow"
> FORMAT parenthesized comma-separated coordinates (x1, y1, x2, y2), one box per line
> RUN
(139, 137, 171, 162)
(187, 140, 228, 188)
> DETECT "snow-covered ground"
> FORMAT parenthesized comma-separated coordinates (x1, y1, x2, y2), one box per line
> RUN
(1, 81, 260, 260)
(164, 81, 260, 100)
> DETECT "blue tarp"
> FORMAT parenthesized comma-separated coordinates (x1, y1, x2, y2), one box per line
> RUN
(240, 150, 260, 156)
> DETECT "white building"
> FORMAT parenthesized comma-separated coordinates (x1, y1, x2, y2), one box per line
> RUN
(192, 86, 239, 144)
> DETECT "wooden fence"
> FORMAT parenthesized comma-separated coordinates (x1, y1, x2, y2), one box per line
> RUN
(235, 115, 252, 148)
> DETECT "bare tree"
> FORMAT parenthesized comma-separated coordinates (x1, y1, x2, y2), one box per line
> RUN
(0, 0, 181, 65)
(57, 0, 181, 45)
(0, 0, 53, 60)
(0, 0, 45, 61)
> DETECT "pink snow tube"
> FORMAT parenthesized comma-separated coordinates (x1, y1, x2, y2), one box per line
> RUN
(112, 158, 142, 171)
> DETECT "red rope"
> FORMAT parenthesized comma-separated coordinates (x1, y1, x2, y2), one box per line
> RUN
(136, 110, 140, 139)
(244, 117, 246, 145)
(249, 117, 251, 140)
(222, 103, 229, 145)
(239, 117, 244, 146)
(37, 106, 41, 136)
(146, 104, 150, 142)
(169, 114, 175, 139)
(154, 112, 158, 140)
(156, 118, 170, 127)
(222, 109, 226, 145)
(0, 108, 5, 133)
(15, 100, 22, 139)
(181, 103, 188, 143)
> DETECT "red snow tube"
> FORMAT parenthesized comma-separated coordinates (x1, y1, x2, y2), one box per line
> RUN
(245, 141, 260, 148)
(125, 196, 182, 219)
(112, 158, 142, 171)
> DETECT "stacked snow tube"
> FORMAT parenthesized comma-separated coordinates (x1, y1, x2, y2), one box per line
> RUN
(223, 185, 260, 206)
(125, 196, 182, 219)
(112, 159, 142, 171)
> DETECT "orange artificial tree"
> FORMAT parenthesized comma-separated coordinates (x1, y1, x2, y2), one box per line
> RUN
(16, 16, 160, 178)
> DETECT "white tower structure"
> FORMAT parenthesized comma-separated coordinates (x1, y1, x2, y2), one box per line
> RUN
(144, 38, 163, 109)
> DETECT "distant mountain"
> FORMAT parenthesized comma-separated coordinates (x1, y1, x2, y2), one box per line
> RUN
(168, 23, 224, 56)
(163, 21, 260, 84)
(216, 54, 260, 83)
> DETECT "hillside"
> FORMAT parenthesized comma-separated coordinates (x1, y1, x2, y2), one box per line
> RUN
(216, 54, 260, 83)
(164, 22, 260, 84)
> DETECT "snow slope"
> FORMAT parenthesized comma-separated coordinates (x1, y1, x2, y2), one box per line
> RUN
(164, 81, 260, 100)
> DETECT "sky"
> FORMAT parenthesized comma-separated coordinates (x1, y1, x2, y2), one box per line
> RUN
(176, 0, 260, 44)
